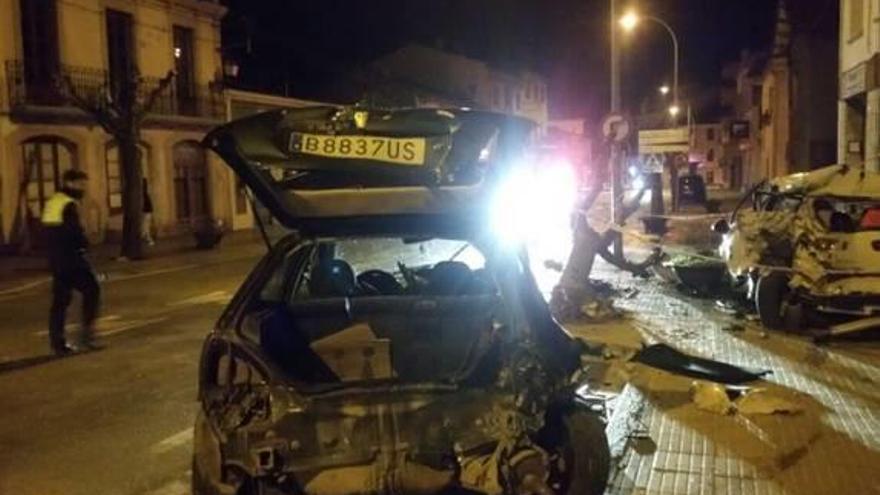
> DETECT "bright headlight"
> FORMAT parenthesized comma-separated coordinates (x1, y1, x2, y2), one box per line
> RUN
(490, 160, 577, 247)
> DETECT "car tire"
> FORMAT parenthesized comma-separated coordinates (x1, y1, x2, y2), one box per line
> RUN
(563, 411, 611, 495)
(538, 410, 610, 495)
(756, 272, 790, 330)
(783, 302, 806, 332)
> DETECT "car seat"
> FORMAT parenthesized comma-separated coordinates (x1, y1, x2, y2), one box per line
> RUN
(308, 259, 356, 297)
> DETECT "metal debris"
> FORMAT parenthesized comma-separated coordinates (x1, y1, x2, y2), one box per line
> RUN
(632, 343, 771, 384)
(735, 388, 804, 415)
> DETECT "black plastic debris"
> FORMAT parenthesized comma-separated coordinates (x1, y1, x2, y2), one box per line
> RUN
(632, 343, 771, 384)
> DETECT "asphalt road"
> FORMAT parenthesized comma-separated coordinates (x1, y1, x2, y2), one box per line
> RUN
(0, 253, 260, 495)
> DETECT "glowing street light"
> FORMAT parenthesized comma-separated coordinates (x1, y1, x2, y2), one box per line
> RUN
(668, 104, 681, 117)
(619, 11, 639, 31)
(620, 10, 681, 123)
(659, 85, 670, 95)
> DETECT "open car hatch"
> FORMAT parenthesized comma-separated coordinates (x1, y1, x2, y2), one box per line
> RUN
(203, 106, 536, 234)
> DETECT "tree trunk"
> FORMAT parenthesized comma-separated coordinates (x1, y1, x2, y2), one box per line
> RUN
(118, 136, 144, 260)
(550, 185, 657, 321)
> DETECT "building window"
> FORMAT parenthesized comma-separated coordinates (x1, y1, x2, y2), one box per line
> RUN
(105, 142, 148, 215)
(850, 0, 865, 40)
(173, 26, 196, 115)
(20, 137, 77, 217)
(752, 84, 762, 107)
(707, 148, 716, 162)
(172, 141, 208, 223)
(707, 128, 716, 141)
(20, 0, 60, 105)
(106, 9, 134, 100)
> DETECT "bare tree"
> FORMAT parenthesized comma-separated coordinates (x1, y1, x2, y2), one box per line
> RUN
(56, 68, 174, 260)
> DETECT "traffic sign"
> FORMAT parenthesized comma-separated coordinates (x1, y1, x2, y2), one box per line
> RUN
(601, 113, 631, 142)
(638, 127, 689, 154)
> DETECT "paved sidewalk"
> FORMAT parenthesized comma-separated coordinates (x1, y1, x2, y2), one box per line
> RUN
(568, 259, 880, 495)
(0, 230, 268, 296)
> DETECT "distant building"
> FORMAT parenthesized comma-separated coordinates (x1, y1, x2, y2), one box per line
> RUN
(688, 123, 726, 187)
(760, 0, 838, 178)
(0, 0, 231, 252)
(720, 0, 837, 188)
(839, 0, 880, 171)
(719, 52, 765, 190)
(370, 44, 549, 126)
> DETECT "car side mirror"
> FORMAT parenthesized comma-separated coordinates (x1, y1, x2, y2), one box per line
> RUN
(712, 219, 730, 234)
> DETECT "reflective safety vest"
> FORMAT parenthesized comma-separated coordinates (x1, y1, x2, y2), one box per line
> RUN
(41, 192, 75, 226)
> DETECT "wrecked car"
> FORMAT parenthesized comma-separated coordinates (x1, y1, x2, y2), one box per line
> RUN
(193, 106, 611, 495)
(713, 164, 880, 330)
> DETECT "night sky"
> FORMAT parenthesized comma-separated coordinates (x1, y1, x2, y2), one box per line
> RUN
(221, 1, 832, 128)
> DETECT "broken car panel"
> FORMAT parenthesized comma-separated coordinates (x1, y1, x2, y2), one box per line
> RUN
(716, 164, 880, 330)
(194, 107, 611, 494)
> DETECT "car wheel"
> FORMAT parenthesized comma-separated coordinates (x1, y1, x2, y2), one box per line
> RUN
(783, 302, 806, 332)
(540, 410, 610, 495)
(756, 272, 790, 330)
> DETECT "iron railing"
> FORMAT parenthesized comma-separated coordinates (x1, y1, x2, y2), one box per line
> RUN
(5, 60, 223, 120)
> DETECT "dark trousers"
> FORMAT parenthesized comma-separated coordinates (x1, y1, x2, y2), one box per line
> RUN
(49, 267, 100, 350)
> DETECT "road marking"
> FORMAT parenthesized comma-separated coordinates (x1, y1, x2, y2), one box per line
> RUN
(32, 315, 168, 337)
(100, 316, 169, 336)
(150, 427, 194, 455)
(32, 315, 122, 336)
(109, 264, 199, 283)
(168, 290, 230, 307)
(0, 277, 50, 297)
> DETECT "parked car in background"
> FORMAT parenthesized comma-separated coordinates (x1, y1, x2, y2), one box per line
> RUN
(192, 106, 611, 495)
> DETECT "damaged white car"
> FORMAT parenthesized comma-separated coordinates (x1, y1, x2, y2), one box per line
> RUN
(193, 106, 611, 495)
(714, 165, 880, 331)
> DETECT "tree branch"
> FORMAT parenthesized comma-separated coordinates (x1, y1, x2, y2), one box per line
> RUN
(140, 70, 175, 115)
(55, 73, 119, 134)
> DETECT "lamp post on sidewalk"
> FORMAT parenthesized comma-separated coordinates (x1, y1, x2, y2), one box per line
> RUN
(609, 0, 624, 256)
(620, 11, 681, 122)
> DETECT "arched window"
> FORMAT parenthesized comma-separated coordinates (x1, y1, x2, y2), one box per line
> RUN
(172, 141, 208, 223)
(20, 136, 77, 216)
(105, 142, 149, 215)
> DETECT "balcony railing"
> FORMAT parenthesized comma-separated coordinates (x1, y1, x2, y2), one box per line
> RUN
(5, 60, 223, 120)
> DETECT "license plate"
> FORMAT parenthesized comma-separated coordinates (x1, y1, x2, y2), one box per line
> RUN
(288, 133, 426, 166)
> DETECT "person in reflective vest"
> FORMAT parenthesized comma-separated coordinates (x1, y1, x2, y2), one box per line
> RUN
(42, 169, 101, 355)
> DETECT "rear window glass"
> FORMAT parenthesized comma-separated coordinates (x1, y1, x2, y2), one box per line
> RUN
(252, 238, 506, 387)
(293, 238, 490, 300)
(811, 198, 880, 232)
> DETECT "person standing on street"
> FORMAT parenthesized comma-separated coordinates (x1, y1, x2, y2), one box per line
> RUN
(142, 178, 155, 246)
(42, 170, 102, 355)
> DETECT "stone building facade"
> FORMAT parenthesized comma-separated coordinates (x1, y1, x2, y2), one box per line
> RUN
(0, 0, 241, 252)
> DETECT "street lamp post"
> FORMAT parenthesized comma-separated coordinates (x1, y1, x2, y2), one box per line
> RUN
(620, 12, 680, 121)
(609, 0, 623, 256)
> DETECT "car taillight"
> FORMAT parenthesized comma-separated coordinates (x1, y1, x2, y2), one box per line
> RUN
(861, 207, 880, 229)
